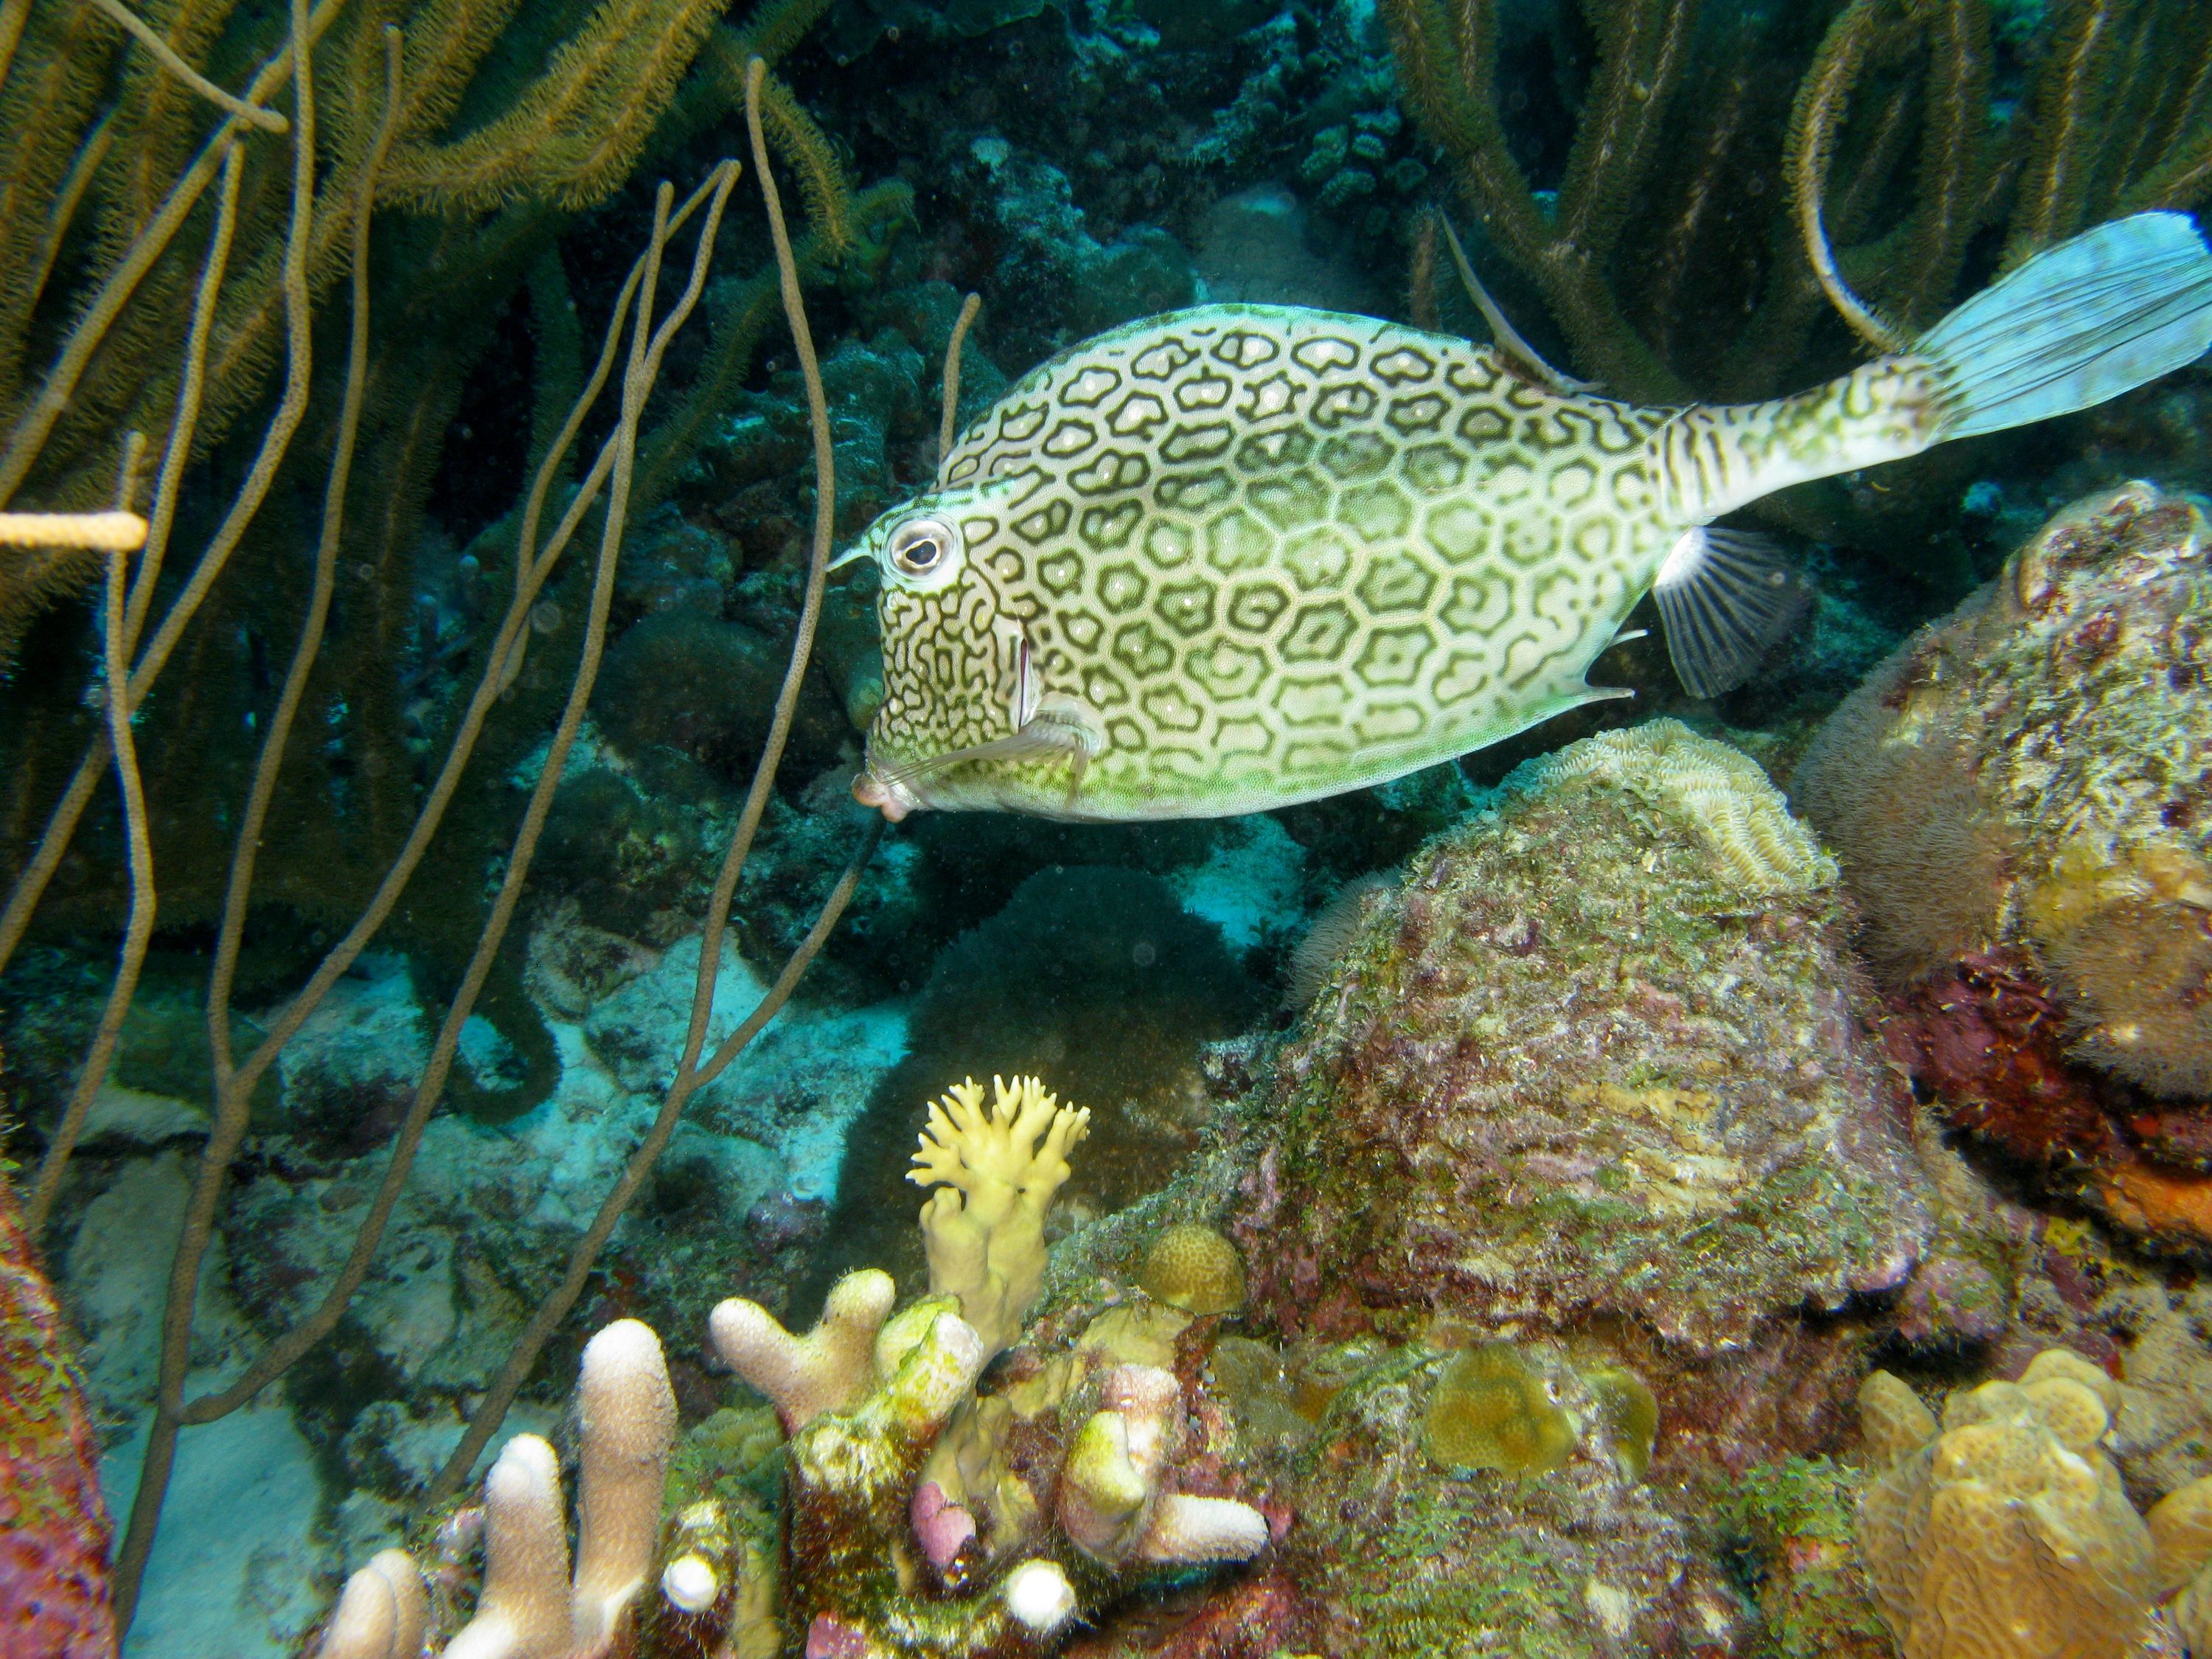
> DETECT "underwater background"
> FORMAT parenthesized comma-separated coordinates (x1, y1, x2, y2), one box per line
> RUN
(2, 0, 2212, 1654)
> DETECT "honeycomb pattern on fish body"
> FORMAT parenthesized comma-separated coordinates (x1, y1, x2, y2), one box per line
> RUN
(880, 307, 1681, 817)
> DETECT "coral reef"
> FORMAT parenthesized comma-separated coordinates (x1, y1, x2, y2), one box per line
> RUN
(0, 1161, 114, 1658)
(310, 1077, 1273, 1658)
(1234, 720, 1929, 1398)
(1191, 718, 1939, 1652)
(1795, 485, 2212, 1242)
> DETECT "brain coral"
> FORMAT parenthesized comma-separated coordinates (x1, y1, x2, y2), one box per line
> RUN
(1233, 718, 1932, 1475)
(1856, 1351, 2158, 1659)
(1137, 1222, 1246, 1315)
(1534, 720, 1838, 895)
(1794, 484, 2212, 1098)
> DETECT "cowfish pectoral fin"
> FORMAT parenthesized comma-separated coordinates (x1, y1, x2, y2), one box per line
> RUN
(874, 703, 1104, 803)
(1650, 527, 1810, 699)
(1919, 212, 2212, 441)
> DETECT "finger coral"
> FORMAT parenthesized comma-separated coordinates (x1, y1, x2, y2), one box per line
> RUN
(1855, 1352, 2158, 1659)
(313, 1318, 678, 1659)
(313, 1076, 1273, 1658)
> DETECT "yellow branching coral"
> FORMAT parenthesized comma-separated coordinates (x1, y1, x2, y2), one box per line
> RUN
(909, 1075, 1091, 1361)
(1856, 1352, 2157, 1658)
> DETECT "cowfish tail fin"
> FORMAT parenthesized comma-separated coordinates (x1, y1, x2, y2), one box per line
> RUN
(1648, 212, 2212, 526)
(1919, 212, 2212, 442)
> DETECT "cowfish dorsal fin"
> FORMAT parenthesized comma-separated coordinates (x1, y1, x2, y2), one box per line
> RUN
(1436, 217, 1595, 395)
(1651, 528, 1810, 699)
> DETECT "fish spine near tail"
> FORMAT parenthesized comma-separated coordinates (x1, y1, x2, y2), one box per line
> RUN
(1918, 212, 2212, 441)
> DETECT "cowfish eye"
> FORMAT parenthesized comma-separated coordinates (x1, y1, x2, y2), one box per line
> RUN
(886, 514, 963, 585)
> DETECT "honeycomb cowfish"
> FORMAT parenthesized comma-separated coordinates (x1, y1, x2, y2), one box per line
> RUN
(839, 213, 2212, 822)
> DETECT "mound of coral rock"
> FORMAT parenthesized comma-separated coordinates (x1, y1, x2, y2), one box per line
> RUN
(1794, 483, 2212, 1248)
(1223, 720, 1939, 1654)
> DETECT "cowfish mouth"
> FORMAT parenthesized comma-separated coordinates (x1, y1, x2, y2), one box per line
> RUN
(852, 767, 919, 822)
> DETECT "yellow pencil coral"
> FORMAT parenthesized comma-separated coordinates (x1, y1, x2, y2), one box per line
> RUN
(908, 1075, 1091, 1360)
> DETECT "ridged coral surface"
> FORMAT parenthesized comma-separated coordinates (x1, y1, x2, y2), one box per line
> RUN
(1856, 1353, 2159, 1659)
(0, 1174, 114, 1659)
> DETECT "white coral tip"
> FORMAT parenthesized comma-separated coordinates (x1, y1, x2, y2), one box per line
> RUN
(1003, 1558, 1077, 1634)
(1136, 1494, 1271, 1564)
(661, 1552, 720, 1613)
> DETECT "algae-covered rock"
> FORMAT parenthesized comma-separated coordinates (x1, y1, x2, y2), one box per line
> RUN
(1796, 484, 2212, 1245)
(1235, 720, 1930, 1443)
(1217, 720, 1930, 1655)
(0, 1168, 114, 1659)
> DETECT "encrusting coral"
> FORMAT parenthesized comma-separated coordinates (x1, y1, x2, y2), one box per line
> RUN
(1795, 484, 2212, 1245)
(309, 1077, 1273, 1658)
(1421, 1342, 1578, 1478)
(1853, 1348, 2192, 1659)
(0, 1158, 114, 1658)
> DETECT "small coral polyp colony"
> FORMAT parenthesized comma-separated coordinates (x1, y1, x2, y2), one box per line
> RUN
(310, 1077, 1270, 1659)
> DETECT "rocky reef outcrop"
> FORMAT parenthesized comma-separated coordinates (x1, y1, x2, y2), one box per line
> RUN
(1236, 720, 1930, 1431)
(1209, 719, 1938, 1655)
(1794, 483, 2212, 1248)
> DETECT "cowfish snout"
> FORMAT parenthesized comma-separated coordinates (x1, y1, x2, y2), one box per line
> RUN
(853, 768, 917, 822)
